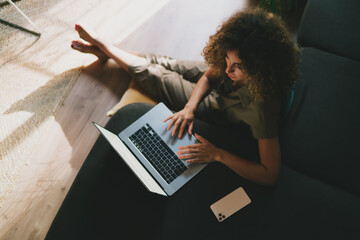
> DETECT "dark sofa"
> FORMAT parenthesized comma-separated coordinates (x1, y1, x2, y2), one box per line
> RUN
(46, 0, 360, 239)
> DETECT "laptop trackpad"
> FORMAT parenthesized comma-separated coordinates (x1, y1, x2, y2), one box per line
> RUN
(157, 124, 196, 155)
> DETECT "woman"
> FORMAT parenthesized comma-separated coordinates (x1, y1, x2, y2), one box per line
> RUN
(71, 9, 299, 186)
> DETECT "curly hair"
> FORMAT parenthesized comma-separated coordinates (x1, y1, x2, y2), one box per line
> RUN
(202, 8, 300, 102)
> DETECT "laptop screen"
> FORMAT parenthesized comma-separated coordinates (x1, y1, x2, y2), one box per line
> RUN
(93, 122, 167, 196)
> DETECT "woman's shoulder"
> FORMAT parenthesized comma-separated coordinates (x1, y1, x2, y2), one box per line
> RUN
(244, 97, 282, 139)
(252, 96, 281, 112)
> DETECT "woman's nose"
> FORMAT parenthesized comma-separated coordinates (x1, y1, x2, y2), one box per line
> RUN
(226, 64, 234, 74)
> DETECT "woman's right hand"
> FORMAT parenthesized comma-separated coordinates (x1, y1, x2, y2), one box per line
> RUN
(163, 106, 195, 139)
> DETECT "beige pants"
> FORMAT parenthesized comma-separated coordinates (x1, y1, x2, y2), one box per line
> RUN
(128, 54, 220, 121)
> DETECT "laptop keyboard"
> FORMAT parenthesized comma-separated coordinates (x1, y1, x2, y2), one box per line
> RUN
(129, 123, 187, 184)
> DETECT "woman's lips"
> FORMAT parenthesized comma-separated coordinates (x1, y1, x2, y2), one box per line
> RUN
(228, 74, 234, 78)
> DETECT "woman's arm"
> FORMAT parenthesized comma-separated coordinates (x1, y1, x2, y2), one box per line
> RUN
(164, 67, 218, 138)
(178, 134, 281, 186)
(219, 137, 281, 186)
(183, 66, 218, 112)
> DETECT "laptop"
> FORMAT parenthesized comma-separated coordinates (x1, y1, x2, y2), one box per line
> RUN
(93, 102, 207, 196)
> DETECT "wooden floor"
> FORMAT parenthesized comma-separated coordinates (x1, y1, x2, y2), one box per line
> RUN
(0, 0, 305, 239)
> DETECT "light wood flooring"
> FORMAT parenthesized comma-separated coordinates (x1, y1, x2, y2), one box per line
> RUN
(0, 0, 305, 239)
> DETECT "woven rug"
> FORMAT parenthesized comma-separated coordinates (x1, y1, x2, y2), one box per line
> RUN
(0, 0, 100, 208)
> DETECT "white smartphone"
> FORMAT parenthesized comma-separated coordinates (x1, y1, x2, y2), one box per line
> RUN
(210, 187, 251, 222)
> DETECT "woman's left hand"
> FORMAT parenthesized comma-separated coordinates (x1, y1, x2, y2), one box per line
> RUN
(177, 133, 222, 163)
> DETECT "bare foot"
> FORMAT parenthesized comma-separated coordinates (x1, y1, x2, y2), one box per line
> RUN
(71, 40, 109, 62)
(74, 24, 105, 48)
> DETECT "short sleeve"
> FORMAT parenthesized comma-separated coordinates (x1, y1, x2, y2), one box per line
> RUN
(216, 82, 281, 139)
(224, 98, 281, 139)
(248, 100, 281, 139)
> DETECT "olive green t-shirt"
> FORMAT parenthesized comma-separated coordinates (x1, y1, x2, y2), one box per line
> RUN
(214, 77, 281, 139)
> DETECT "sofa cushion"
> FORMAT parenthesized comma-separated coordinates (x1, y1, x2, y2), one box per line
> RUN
(279, 47, 360, 195)
(253, 166, 360, 239)
(46, 103, 360, 239)
(153, 165, 360, 239)
(297, 0, 360, 61)
(46, 131, 360, 239)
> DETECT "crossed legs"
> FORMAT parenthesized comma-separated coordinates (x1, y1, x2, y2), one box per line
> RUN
(71, 24, 215, 116)
(71, 24, 147, 72)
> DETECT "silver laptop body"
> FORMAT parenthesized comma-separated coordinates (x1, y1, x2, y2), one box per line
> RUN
(93, 102, 207, 196)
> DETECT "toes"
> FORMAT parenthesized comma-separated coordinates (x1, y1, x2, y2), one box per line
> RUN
(74, 24, 88, 39)
(70, 40, 107, 61)
(74, 23, 99, 44)
(71, 40, 91, 52)
(71, 40, 82, 50)
(74, 23, 83, 32)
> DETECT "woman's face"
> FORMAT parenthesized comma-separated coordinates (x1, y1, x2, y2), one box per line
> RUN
(225, 50, 248, 86)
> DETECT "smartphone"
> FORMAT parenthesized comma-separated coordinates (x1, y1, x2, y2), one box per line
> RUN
(210, 187, 251, 222)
